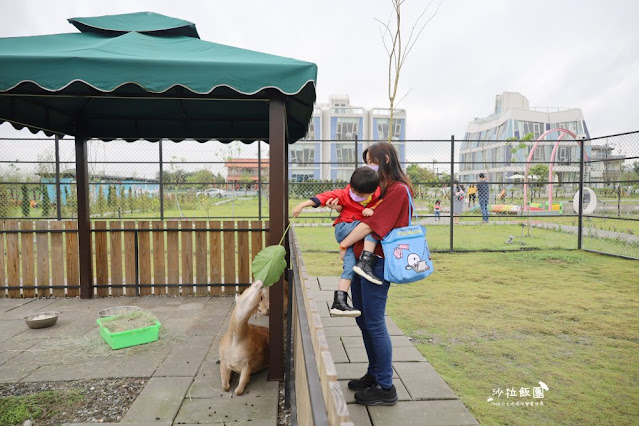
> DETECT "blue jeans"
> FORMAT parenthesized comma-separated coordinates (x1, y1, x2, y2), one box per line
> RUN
(335, 221, 376, 281)
(351, 260, 393, 388)
(434, 210, 440, 220)
(480, 201, 489, 222)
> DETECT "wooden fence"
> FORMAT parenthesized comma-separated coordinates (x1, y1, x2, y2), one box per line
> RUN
(289, 228, 352, 426)
(0, 220, 268, 298)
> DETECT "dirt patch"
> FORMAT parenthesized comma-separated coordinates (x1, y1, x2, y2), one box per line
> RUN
(0, 377, 147, 425)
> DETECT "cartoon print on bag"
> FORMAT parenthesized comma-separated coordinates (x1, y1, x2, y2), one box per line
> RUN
(406, 253, 429, 273)
(393, 244, 409, 259)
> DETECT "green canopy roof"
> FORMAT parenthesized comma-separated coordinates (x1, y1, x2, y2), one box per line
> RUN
(0, 12, 317, 143)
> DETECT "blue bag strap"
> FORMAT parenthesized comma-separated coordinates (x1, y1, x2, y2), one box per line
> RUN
(403, 185, 417, 226)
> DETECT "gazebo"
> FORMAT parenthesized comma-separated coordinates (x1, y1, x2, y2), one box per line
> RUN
(0, 11, 317, 379)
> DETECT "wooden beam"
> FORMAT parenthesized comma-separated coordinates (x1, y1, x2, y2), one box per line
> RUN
(268, 93, 286, 381)
(75, 133, 93, 299)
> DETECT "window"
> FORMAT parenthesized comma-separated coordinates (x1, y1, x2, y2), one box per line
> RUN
(290, 146, 315, 165)
(336, 119, 359, 140)
(377, 119, 402, 141)
(291, 173, 314, 182)
(336, 143, 356, 164)
(303, 121, 316, 140)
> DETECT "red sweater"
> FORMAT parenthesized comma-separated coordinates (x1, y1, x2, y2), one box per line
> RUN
(311, 185, 382, 226)
(353, 182, 411, 259)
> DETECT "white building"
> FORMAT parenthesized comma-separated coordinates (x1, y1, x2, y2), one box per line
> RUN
(460, 92, 590, 186)
(289, 95, 406, 182)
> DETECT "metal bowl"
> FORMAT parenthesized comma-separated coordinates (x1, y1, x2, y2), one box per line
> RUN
(98, 306, 142, 318)
(24, 312, 60, 329)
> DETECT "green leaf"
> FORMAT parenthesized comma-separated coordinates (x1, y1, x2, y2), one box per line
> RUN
(252, 245, 287, 288)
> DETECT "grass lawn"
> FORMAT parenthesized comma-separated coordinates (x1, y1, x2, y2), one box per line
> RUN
(294, 228, 639, 426)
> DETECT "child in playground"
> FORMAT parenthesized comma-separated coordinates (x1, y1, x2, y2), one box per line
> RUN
(292, 167, 382, 317)
(434, 199, 441, 220)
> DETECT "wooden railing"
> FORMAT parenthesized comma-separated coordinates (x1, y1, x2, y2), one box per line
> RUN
(0, 220, 268, 298)
(289, 228, 352, 426)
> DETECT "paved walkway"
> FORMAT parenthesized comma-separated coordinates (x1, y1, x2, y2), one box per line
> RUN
(0, 296, 277, 426)
(309, 276, 478, 426)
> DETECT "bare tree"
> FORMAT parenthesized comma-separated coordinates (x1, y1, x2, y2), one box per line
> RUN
(377, 0, 441, 142)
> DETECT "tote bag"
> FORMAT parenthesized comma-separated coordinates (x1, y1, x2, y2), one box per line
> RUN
(381, 185, 434, 284)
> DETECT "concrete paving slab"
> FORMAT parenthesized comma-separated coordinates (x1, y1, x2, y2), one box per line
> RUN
(0, 364, 40, 383)
(335, 363, 398, 380)
(326, 337, 349, 363)
(368, 400, 479, 426)
(154, 347, 209, 377)
(317, 300, 331, 318)
(393, 362, 458, 400)
(317, 276, 339, 291)
(392, 345, 426, 362)
(0, 298, 31, 313)
(174, 394, 278, 425)
(177, 297, 210, 310)
(324, 325, 366, 338)
(307, 276, 322, 291)
(310, 291, 336, 303)
(21, 361, 118, 382)
(339, 379, 411, 403)
(345, 403, 373, 426)
(122, 376, 193, 423)
(385, 317, 404, 336)
(341, 335, 414, 348)
(321, 316, 360, 327)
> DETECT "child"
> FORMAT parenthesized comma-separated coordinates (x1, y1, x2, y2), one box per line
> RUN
(293, 167, 382, 317)
(434, 199, 441, 221)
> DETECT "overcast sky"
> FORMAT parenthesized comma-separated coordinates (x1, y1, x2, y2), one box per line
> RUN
(1, 0, 638, 141)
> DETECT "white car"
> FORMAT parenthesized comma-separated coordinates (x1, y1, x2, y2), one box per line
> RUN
(196, 188, 228, 198)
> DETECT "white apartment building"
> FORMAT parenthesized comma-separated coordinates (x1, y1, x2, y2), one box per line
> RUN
(460, 92, 591, 186)
(289, 95, 406, 182)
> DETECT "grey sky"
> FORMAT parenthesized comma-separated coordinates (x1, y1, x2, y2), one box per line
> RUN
(0, 0, 638, 141)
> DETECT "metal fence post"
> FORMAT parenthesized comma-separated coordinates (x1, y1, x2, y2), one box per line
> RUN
(578, 137, 585, 249)
(54, 135, 62, 220)
(450, 135, 455, 253)
(159, 139, 164, 221)
(354, 134, 358, 170)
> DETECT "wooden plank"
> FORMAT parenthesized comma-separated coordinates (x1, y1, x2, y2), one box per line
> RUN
(209, 220, 221, 296)
(250, 220, 263, 264)
(65, 221, 79, 297)
(237, 220, 250, 292)
(181, 220, 193, 296)
(223, 221, 236, 292)
(152, 221, 166, 296)
(35, 221, 50, 297)
(194, 220, 207, 296)
(21, 221, 35, 298)
(50, 221, 65, 297)
(0, 222, 5, 297)
(166, 220, 179, 296)
(329, 381, 351, 425)
(94, 221, 109, 297)
(109, 221, 123, 297)
(6, 221, 20, 298)
(138, 220, 152, 296)
(123, 221, 137, 296)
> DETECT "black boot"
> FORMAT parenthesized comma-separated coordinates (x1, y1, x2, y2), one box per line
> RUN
(354, 383, 398, 406)
(353, 250, 383, 285)
(330, 290, 361, 317)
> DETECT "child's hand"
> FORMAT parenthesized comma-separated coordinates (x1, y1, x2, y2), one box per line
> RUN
(362, 208, 374, 217)
(292, 205, 303, 217)
(326, 198, 342, 212)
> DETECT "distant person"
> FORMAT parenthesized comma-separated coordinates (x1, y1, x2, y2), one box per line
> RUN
(467, 184, 477, 207)
(434, 199, 441, 221)
(477, 173, 490, 223)
(453, 180, 465, 224)
(499, 187, 506, 203)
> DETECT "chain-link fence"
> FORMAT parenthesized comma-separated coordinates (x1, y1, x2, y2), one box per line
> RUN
(1, 132, 637, 258)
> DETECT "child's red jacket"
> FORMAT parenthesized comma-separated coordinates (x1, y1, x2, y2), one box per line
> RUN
(310, 185, 382, 226)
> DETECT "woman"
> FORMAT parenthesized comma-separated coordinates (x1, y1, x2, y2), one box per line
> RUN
(453, 180, 465, 224)
(333, 142, 413, 406)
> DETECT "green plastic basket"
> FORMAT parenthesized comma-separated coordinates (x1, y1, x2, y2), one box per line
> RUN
(96, 317, 161, 350)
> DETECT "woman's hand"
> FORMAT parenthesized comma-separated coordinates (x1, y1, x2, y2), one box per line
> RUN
(339, 245, 346, 260)
(326, 198, 343, 212)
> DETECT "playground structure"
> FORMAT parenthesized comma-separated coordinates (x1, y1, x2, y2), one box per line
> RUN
(523, 128, 588, 213)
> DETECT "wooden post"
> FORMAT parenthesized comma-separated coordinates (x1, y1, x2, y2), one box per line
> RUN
(268, 93, 286, 381)
(75, 134, 93, 298)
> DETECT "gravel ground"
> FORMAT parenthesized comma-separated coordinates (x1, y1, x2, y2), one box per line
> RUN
(0, 377, 147, 425)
